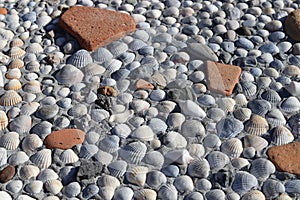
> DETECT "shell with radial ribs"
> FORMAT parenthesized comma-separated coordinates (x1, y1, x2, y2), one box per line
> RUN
(271, 126, 294, 145)
(21, 134, 43, 153)
(119, 141, 147, 164)
(30, 149, 52, 169)
(0, 110, 8, 130)
(5, 79, 22, 90)
(0, 132, 19, 150)
(134, 189, 157, 200)
(244, 114, 269, 136)
(44, 179, 63, 195)
(0, 90, 22, 106)
(221, 138, 243, 157)
(19, 164, 40, 180)
(126, 166, 148, 186)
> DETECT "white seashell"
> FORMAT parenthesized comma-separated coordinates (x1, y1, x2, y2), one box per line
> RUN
(185, 192, 204, 200)
(44, 179, 63, 195)
(0, 110, 8, 130)
(26, 60, 40, 72)
(5, 79, 22, 90)
(104, 59, 122, 74)
(8, 58, 24, 69)
(244, 114, 269, 136)
(285, 81, 300, 96)
(188, 144, 206, 159)
(149, 89, 166, 101)
(60, 149, 79, 164)
(266, 109, 286, 127)
(130, 99, 150, 113)
(67, 49, 92, 68)
(126, 166, 148, 186)
(243, 135, 268, 151)
(30, 149, 52, 169)
(0, 191, 12, 200)
(180, 119, 206, 139)
(261, 89, 281, 104)
(166, 112, 185, 130)
(26, 42, 43, 54)
(109, 109, 134, 123)
(129, 38, 147, 51)
(0, 90, 22, 106)
(250, 158, 276, 181)
(37, 168, 59, 182)
(247, 99, 271, 116)
(146, 170, 167, 189)
(107, 41, 128, 57)
(10, 38, 24, 47)
(232, 171, 258, 194)
(111, 123, 131, 139)
(119, 141, 147, 164)
(23, 80, 41, 93)
(217, 117, 244, 138)
(99, 186, 115, 200)
(6, 180, 23, 193)
(231, 157, 250, 169)
(8, 151, 29, 166)
(165, 149, 194, 166)
(276, 193, 293, 200)
(21, 134, 43, 153)
(221, 138, 243, 157)
(8, 46, 25, 59)
(118, 52, 135, 64)
(234, 93, 248, 105)
(97, 174, 120, 189)
(271, 126, 294, 145)
(25, 180, 43, 194)
(134, 189, 157, 200)
(0, 39, 7, 49)
(285, 180, 300, 194)
(158, 184, 178, 200)
(163, 131, 187, 148)
(94, 150, 113, 166)
(82, 63, 105, 76)
(55, 64, 84, 86)
(233, 108, 252, 122)
(206, 151, 230, 171)
(98, 135, 119, 153)
(188, 158, 210, 178)
(5, 68, 21, 79)
(0, 132, 19, 150)
(143, 151, 164, 169)
(9, 115, 31, 133)
(107, 160, 127, 177)
(174, 175, 194, 193)
(280, 97, 300, 113)
(113, 187, 134, 200)
(91, 47, 113, 63)
(178, 100, 206, 118)
(240, 81, 257, 97)
(217, 97, 236, 112)
(156, 100, 177, 113)
(262, 179, 285, 198)
(20, 102, 40, 115)
(19, 164, 40, 180)
(131, 125, 154, 141)
(241, 190, 265, 200)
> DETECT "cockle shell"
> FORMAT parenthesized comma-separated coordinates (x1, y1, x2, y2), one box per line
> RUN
(111, 123, 131, 139)
(119, 141, 147, 164)
(232, 171, 258, 194)
(163, 131, 187, 148)
(250, 158, 276, 181)
(0, 90, 22, 106)
(97, 174, 120, 189)
(37, 168, 59, 182)
(82, 63, 105, 76)
(8, 151, 29, 166)
(166, 112, 186, 130)
(178, 100, 206, 118)
(216, 117, 244, 138)
(134, 189, 157, 200)
(10, 38, 24, 47)
(67, 49, 92, 68)
(217, 97, 236, 113)
(25, 180, 43, 194)
(244, 115, 269, 136)
(174, 175, 194, 193)
(30, 149, 52, 169)
(104, 59, 122, 74)
(21, 134, 43, 153)
(129, 38, 147, 51)
(8, 58, 24, 69)
(5, 79, 22, 90)
(107, 160, 127, 177)
(26, 60, 40, 72)
(233, 108, 252, 122)
(6, 180, 23, 193)
(280, 97, 300, 113)
(20, 102, 40, 115)
(131, 125, 154, 141)
(221, 138, 243, 157)
(126, 166, 148, 186)
(240, 81, 257, 97)
(107, 40, 128, 56)
(156, 100, 177, 113)
(0, 110, 8, 130)
(130, 99, 150, 113)
(231, 158, 250, 169)
(0, 132, 19, 150)
(158, 184, 178, 200)
(188, 158, 210, 178)
(55, 64, 84, 86)
(261, 89, 281, 104)
(188, 144, 206, 159)
(118, 52, 135, 64)
(23, 80, 41, 93)
(243, 135, 268, 151)
(241, 190, 265, 200)
(165, 149, 194, 166)
(0, 148, 7, 167)
(234, 93, 248, 105)
(266, 109, 286, 127)
(247, 99, 271, 116)
(262, 179, 285, 198)
(148, 118, 168, 134)
(5, 68, 21, 79)
(26, 42, 43, 54)
(60, 149, 79, 164)
(181, 119, 206, 139)
(98, 135, 119, 153)
(9, 115, 31, 133)
(271, 126, 294, 145)
(149, 89, 166, 101)
(206, 107, 225, 121)
(99, 186, 115, 199)
(276, 193, 293, 200)
(8, 46, 25, 59)
(44, 179, 63, 195)
(19, 164, 40, 180)
(285, 180, 300, 194)
(113, 187, 134, 200)
(206, 151, 230, 171)
(91, 47, 113, 63)
(143, 150, 164, 169)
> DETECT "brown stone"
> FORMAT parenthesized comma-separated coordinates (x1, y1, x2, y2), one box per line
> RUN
(44, 129, 85, 150)
(0, 8, 7, 15)
(135, 79, 154, 90)
(205, 61, 242, 96)
(0, 165, 15, 183)
(58, 6, 136, 51)
(97, 86, 118, 97)
(267, 142, 300, 176)
(285, 9, 300, 41)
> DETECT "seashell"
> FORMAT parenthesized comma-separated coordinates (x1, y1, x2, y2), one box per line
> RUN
(30, 149, 52, 169)
(9, 115, 31, 133)
(98, 135, 119, 153)
(163, 131, 187, 148)
(177, 100, 206, 118)
(8, 58, 24, 69)
(161, 165, 179, 177)
(94, 150, 113, 166)
(37, 168, 59, 183)
(26, 60, 40, 72)
(216, 117, 244, 138)
(206, 151, 229, 171)
(107, 41, 128, 57)
(0, 39, 7, 49)
(285, 81, 300, 96)
(158, 184, 178, 200)
(8, 151, 29, 166)
(5, 68, 21, 79)
(108, 160, 127, 177)
(148, 118, 168, 134)
(203, 134, 222, 149)
(8, 46, 26, 59)
(188, 158, 210, 178)
(232, 171, 258, 194)
(19, 164, 40, 180)
(62, 182, 81, 198)
(128, 38, 147, 51)
(21, 134, 43, 153)
(165, 149, 194, 166)
(25, 180, 43, 194)
(261, 89, 281, 104)
(185, 192, 204, 200)
(113, 187, 134, 200)
(285, 180, 300, 194)
(262, 179, 285, 198)
(0, 191, 12, 200)
(231, 157, 250, 169)
(205, 189, 226, 200)
(146, 170, 167, 189)
(244, 115, 269, 136)
(266, 109, 286, 127)
(288, 113, 300, 134)
(188, 144, 205, 159)
(67, 49, 92, 68)
(271, 126, 294, 145)
(206, 108, 225, 122)
(0, 110, 8, 130)
(149, 89, 166, 101)
(241, 190, 265, 200)
(143, 151, 164, 169)
(20, 102, 40, 115)
(109, 109, 134, 123)
(79, 144, 98, 159)
(23, 80, 41, 93)
(174, 175, 194, 193)
(10, 38, 24, 48)
(221, 138, 243, 157)
(0, 148, 7, 167)
(91, 47, 113, 63)
(119, 141, 147, 164)
(240, 81, 257, 97)
(234, 93, 248, 105)
(276, 193, 293, 200)
(44, 179, 63, 195)
(243, 135, 268, 151)
(247, 99, 272, 116)
(280, 97, 300, 113)
(134, 189, 157, 200)
(6, 180, 23, 193)
(126, 166, 148, 186)
(166, 112, 185, 130)
(26, 42, 43, 54)
(103, 59, 122, 74)
(55, 64, 84, 86)
(0, 132, 19, 150)
(181, 119, 206, 139)
(233, 108, 252, 122)
(97, 174, 120, 189)
(130, 99, 150, 113)
(60, 149, 79, 164)
(82, 63, 105, 76)
(111, 123, 131, 139)
(43, 196, 60, 200)
(156, 100, 177, 113)
(256, 77, 272, 89)
(250, 158, 276, 181)
(283, 65, 300, 76)
(216, 97, 236, 113)
(5, 79, 22, 90)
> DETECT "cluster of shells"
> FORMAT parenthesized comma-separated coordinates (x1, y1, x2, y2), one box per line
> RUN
(0, 0, 299, 200)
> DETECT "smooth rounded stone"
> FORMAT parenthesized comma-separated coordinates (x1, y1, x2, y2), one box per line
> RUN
(6, 180, 23, 193)
(293, 43, 300, 55)
(163, 6, 180, 17)
(146, 170, 167, 189)
(203, 134, 221, 149)
(235, 38, 254, 50)
(259, 43, 279, 54)
(182, 25, 199, 35)
(269, 31, 286, 42)
(62, 182, 81, 198)
(243, 147, 256, 159)
(205, 189, 226, 200)
(257, 53, 274, 64)
(265, 20, 282, 31)
(221, 41, 235, 53)
(148, 118, 168, 134)
(277, 41, 292, 53)
(161, 165, 179, 177)
(184, 192, 203, 200)
(82, 184, 99, 199)
(36, 104, 59, 120)
(270, 59, 285, 71)
(207, 108, 225, 122)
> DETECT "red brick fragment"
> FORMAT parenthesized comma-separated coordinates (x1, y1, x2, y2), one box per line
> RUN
(0, 8, 7, 15)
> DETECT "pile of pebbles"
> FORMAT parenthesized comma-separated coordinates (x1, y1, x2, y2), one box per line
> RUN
(0, 0, 299, 199)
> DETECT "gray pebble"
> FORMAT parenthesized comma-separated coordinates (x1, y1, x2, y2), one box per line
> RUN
(235, 38, 254, 50)
(259, 43, 279, 54)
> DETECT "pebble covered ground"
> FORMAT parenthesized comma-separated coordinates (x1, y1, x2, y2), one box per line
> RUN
(0, 0, 299, 199)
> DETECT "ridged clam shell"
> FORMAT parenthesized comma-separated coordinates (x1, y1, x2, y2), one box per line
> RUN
(188, 158, 210, 178)
(6, 180, 23, 193)
(244, 115, 269, 136)
(0, 39, 7, 49)
(55, 64, 84, 86)
(134, 189, 157, 200)
(10, 38, 24, 47)
(19, 164, 40, 180)
(233, 108, 252, 122)
(5, 79, 22, 90)
(118, 52, 135, 64)
(130, 99, 150, 113)
(148, 118, 168, 134)
(174, 175, 194, 193)
(285, 180, 300, 194)
(119, 141, 147, 164)
(8, 58, 24, 69)
(143, 151, 164, 169)
(231, 157, 250, 169)
(99, 186, 115, 200)
(166, 112, 186, 130)
(251, 157, 276, 181)
(60, 149, 79, 164)
(21, 134, 43, 153)
(0, 191, 12, 199)
(25, 180, 43, 194)
(30, 149, 52, 169)
(216, 117, 244, 138)
(234, 93, 248, 105)
(20, 102, 40, 115)
(240, 81, 257, 97)
(37, 168, 59, 182)
(91, 47, 113, 63)
(205, 189, 226, 200)
(44, 179, 63, 195)
(149, 89, 166, 101)
(232, 171, 258, 194)
(285, 81, 300, 96)
(128, 39, 147, 51)
(241, 190, 265, 200)
(158, 184, 178, 200)
(104, 59, 122, 74)
(276, 193, 293, 200)
(165, 149, 194, 166)
(146, 170, 167, 189)
(243, 135, 268, 151)
(181, 119, 206, 139)
(126, 166, 148, 186)
(178, 100, 206, 118)
(271, 126, 294, 145)
(107, 160, 127, 177)
(280, 97, 300, 113)
(8, 151, 29, 166)
(217, 97, 236, 112)
(206, 151, 229, 170)
(261, 89, 281, 104)
(98, 135, 119, 153)
(185, 192, 204, 200)
(26, 60, 40, 72)
(67, 49, 92, 68)
(131, 125, 154, 141)
(163, 131, 187, 148)
(0, 147, 7, 167)
(97, 174, 120, 189)
(203, 134, 222, 149)
(0, 90, 22, 106)
(8, 47, 25, 59)
(247, 99, 272, 116)
(0, 110, 8, 130)
(107, 41, 128, 57)
(206, 108, 225, 122)
(188, 144, 205, 159)
(262, 179, 285, 198)
(283, 65, 300, 76)
(82, 63, 105, 76)
(26, 42, 43, 54)
(111, 123, 131, 139)
(23, 80, 41, 93)
(9, 115, 31, 133)
(0, 132, 19, 150)
(266, 109, 286, 127)
(221, 138, 243, 157)
(156, 100, 177, 113)
(113, 187, 134, 200)
(79, 144, 98, 159)
(5, 68, 21, 79)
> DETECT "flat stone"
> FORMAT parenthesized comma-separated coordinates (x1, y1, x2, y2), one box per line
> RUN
(44, 128, 85, 150)
(285, 9, 300, 41)
(58, 6, 136, 51)
(135, 79, 154, 90)
(267, 142, 300, 176)
(205, 61, 242, 96)
(0, 8, 7, 15)
(76, 160, 103, 180)
(0, 165, 15, 183)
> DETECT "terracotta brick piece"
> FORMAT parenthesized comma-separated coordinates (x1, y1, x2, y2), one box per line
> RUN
(0, 165, 15, 183)
(205, 61, 242, 96)
(0, 8, 7, 15)
(58, 6, 136, 51)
